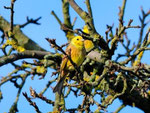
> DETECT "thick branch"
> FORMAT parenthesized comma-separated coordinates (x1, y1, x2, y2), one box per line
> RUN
(0, 16, 45, 51)
(0, 50, 61, 67)
(62, 0, 72, 29)
(119, 87, 150, 113)
(97, 60, 150, 113)
(68, 0, 95, 31)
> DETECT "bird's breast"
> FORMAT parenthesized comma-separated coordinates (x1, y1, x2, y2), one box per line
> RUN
(67, 46, 86, 70)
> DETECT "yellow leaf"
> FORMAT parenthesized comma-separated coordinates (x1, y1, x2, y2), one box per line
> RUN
(11, 39, 17, 45)
(83, 76, 90, 82)
(16, 46, 25, 52)
(1, 43, 6, 48)
(132, 102, 135, 107)
(6, 39, 11, 45)
(22, 63, 32, 68)
(95, 75, 100, 80)
(8, 31, 13, 37)
(36, 66, 46, 73)
(83, 25, 89, 34)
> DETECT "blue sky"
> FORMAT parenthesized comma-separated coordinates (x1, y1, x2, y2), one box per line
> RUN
(0, 0, 150, 113)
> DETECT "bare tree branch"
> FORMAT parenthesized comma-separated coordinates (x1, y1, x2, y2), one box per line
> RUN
(0, 50, 61, 67)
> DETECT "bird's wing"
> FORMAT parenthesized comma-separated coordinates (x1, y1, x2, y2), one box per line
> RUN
(60, 56, 68, 72)
(60, 44, 72, 72)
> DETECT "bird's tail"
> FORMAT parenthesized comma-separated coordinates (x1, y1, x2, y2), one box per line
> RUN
(53, 76, 65, 95)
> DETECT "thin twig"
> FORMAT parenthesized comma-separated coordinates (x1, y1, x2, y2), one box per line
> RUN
(120, 46, 150, 65)
(110, 19, 140, 56)
(30, 87, 55, 105)
(20, 17, 41, 28)
(22, 92, 42, 113)
(51, 10, 62, 25)
(9, 73, 29, 112)
(72, 17, 77, 26)
(10, 0, 16, 32)
(85, 0, 93, 18)
(40, 79, 56, 94)
(118, 0, 127, 30)
(137, 8, 150, 50)
(4, 0, 16, 35)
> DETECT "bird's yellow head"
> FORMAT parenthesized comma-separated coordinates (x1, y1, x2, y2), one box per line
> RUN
(71, 36, 84, 49)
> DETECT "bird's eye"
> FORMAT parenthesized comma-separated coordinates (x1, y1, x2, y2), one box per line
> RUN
(77, 38, 79, 40)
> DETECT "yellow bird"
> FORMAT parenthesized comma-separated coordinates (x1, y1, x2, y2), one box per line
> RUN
(53, 36, 86, 94)
(83, 25, 94, 52)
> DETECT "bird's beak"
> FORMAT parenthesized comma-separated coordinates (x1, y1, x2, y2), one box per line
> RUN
(81, 39, 84, 42)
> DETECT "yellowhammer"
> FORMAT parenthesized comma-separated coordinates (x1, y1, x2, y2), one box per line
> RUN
(53, 36, 86, 94)
(83, 25, 94, 52)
